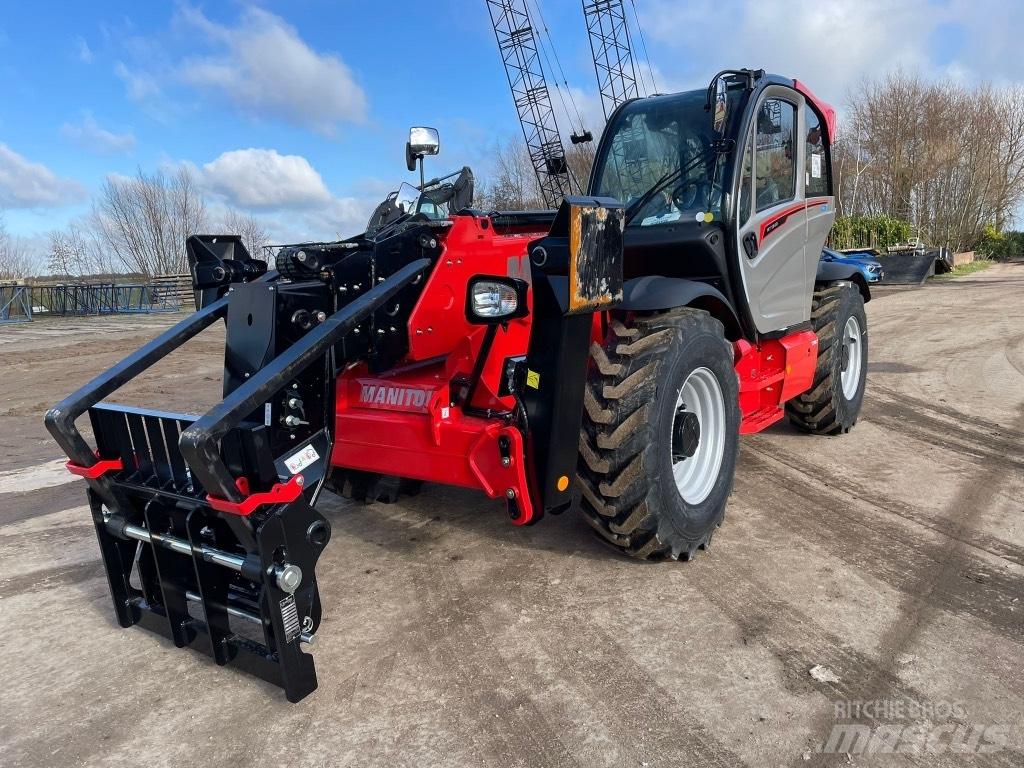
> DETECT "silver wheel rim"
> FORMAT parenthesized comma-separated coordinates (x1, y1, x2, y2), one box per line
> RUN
(671, 366, 727, 505)
(840, 315, 863, 400)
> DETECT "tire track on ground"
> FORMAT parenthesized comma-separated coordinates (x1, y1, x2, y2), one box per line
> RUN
(861, 396, 1024, 472)
(683, 551, 1019, 768)
(746, 438, 1024, 567)
(454, 558, 752, 768)
(493, 541, 1014, 768)
(322, 499, 750, 767)
(737, 450, 1023, 642)
(405, 559, 585, 768)
(788, 407, 1024, 766)
(0, 560, 102, 599)
(868, 379, 1021, 436)
(312, 501, 586, 767)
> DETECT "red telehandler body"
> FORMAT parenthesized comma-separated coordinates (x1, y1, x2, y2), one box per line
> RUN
(47, 70, 869, 701)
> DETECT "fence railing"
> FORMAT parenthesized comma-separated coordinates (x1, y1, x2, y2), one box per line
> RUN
(151, 273, 193, 310)
(31, 283, 182, 316)
(1, 283, 33, 324)
(1, 282, 183, 324)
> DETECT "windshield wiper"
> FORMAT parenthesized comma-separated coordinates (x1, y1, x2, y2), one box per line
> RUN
(623, 140, 734, 226)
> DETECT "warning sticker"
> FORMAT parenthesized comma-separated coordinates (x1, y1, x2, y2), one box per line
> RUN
(279, 594, 300, 643)
(526, 369, 541, 389)
(811, 154, 822, 179)
(284, 444, 320, 475)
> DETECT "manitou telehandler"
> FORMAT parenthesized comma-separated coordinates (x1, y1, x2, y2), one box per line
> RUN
(47, 69, 870, 701)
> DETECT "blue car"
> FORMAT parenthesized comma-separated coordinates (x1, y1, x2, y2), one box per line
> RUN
(821, 247, 883, 283)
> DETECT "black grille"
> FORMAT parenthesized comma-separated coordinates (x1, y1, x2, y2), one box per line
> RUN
(89, 404, 203, 498)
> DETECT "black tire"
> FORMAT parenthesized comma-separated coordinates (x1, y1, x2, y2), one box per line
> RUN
(577, 308, 740, 561)
(786, 282, 868, 434)
(326, 469, 423, 504)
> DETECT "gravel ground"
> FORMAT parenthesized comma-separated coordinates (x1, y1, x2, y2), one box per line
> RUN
(1, 262, 1021, 767)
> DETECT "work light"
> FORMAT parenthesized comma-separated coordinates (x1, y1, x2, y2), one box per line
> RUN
(466, 276, 529, 322)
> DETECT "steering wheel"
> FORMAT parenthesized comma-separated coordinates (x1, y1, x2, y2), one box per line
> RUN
(672, 181, 701, 210)
(672, 180, 725, 214)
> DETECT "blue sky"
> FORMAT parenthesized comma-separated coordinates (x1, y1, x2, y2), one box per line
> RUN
(1, 0, 1022, 255)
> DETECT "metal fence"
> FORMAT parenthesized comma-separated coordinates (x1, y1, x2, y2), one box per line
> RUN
(1, 283, 33, 324)
(1, 282, 181, 324)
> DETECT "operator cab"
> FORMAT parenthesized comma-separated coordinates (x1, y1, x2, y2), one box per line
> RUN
(588, 69, 836, 338)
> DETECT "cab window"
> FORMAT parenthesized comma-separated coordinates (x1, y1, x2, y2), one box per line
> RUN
(592, 88, 742, 227)
(754, 99, 796, 211)
(804, 106, 828, 197)
(738, 125, 753, 224)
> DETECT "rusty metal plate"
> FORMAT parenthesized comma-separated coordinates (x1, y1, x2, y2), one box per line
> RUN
(567, 203, 624, 314)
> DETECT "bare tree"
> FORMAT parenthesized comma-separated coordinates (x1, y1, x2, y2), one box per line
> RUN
(477, 137, 545, 210)
(0, 213, 33, 280)
(838, 72, 1024, 249)
(46, 219, 119, 278)
(218, 208, 269, 259)
(92, 167, 207, 276)
(47, 231, 76, 277)
(477, 134, 598, 211)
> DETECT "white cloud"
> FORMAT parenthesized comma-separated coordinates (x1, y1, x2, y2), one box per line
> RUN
(177, 6, 367, 135)
(300, 196, 375, 241)
(76, 36, 93, 63)
(60, 114, 136, 155)
(197, 148, 332, 208)
(176, 147, 375, 242)
(0, 143, 86, 208)
(638, 0, 1024, 106)
(115, 61, 161, 101)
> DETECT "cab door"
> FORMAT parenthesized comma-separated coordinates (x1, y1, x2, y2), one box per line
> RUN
(735, 89, 810, 334)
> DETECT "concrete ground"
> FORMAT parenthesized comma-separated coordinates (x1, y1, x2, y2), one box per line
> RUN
(1, 263, 1021, 767)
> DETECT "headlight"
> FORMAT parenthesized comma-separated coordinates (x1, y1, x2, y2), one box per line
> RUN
(472, 281, 518, 317)
(466, 276, 529, 323)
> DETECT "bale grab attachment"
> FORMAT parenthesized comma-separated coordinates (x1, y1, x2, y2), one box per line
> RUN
(46, 258, 430, 702)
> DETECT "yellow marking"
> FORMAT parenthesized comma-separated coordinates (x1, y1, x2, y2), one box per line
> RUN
(526, 370, 540, 389)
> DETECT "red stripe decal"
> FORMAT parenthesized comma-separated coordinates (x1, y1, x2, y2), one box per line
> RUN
(757, 198, 830, 243)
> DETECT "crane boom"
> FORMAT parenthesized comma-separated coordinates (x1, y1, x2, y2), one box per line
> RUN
(581, 0, 641, 120)
(485, 0, 573, 208)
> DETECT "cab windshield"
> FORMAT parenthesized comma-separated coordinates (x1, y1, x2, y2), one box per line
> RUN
(592, 87, 743, 227)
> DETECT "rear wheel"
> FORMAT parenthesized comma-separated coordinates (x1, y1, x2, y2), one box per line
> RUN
(786, 282, 868, 434)
(577, 308, 740, 560)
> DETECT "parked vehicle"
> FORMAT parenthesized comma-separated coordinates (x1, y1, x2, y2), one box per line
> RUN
(822, 247, 883, 283)
(47, 69, 871, 701)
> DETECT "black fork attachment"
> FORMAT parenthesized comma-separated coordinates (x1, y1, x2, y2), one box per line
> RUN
(45, 254, 430, 702)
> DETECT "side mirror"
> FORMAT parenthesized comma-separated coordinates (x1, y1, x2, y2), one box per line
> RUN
(406, 126, 440, 172)
(712, 78, 728, 135)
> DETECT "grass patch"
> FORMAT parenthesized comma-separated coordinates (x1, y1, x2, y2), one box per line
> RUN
(933, 259, 993, 279)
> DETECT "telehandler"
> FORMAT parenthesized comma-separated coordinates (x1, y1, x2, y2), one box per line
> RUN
(47, 69, 870, 701)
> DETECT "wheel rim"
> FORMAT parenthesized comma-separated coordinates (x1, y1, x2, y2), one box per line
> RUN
(839, 315, 863, 400)
(671, 367, 727, 505)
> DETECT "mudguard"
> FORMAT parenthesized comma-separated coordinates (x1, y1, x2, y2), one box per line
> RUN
(618, 275, 742, 340)
(815, 261, 871, 301)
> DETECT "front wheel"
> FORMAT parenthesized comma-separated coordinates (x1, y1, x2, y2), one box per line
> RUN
(786, 282, 868, 434)
(577, 308, 740, 561)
